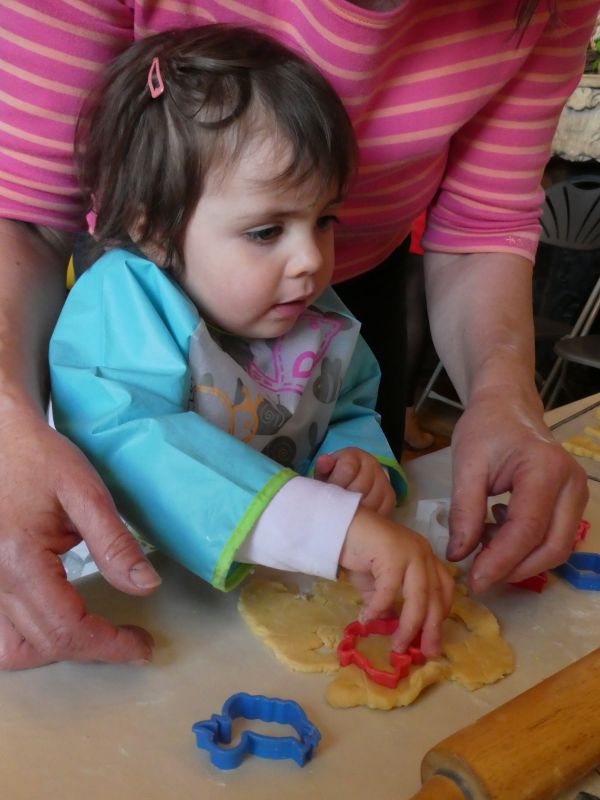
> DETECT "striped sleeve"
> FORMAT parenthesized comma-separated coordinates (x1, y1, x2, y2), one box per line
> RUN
(424, 2, 599, 261)
(0, 0, 133, 230)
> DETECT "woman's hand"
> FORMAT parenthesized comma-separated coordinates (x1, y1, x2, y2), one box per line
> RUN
(0, 408, 161, 669)
(314, 447, 396, 516)
(339, 507, 454, 657)
(447, 385, 588, 591)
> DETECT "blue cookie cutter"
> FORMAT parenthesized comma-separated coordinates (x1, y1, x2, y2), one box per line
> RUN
(191, 693, 321, 770)
(555, 551, 600, 590)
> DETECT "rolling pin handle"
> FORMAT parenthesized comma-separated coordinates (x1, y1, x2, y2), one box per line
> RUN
(407, 773, 467, 799)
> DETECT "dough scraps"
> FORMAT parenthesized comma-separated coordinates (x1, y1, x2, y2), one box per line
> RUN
(584, 424, 600, 440)
(562, 435, 600, 461)
(560, 407, 600, 460)
(238, 576, 514, 710)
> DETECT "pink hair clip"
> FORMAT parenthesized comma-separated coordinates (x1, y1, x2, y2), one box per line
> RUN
(147, 56, 164, 99)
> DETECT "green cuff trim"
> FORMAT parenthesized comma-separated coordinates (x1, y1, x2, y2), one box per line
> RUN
(375, 455, 409, 504)
(211, 467, 298, 591)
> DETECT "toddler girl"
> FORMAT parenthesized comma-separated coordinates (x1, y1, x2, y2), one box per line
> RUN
(50, 25, 453, 655)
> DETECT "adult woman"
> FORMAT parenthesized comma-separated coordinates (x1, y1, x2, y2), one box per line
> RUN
(0, 0, 593, 668)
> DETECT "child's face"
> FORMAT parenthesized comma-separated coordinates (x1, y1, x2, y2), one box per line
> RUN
(180, 135, 341, 339)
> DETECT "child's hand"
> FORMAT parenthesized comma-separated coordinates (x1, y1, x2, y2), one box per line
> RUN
(338, 507, 454, 657)
(314, 447, 396, 516)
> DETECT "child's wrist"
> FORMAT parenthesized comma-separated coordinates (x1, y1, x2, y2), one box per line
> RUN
(340, 506, 394, 570)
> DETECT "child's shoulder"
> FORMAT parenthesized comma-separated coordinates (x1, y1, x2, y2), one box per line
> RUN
(71, 247, 200, 327)
(84, 247, 163, 281)
(79, 248, 186, 301)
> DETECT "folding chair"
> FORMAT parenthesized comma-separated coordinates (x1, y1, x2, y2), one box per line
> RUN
(538, 174, 600, 408)
(540, 293, 600, 408)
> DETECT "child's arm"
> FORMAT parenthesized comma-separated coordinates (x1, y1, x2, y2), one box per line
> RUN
(49, 251, 297, 591)
(339, 506, 454, 656)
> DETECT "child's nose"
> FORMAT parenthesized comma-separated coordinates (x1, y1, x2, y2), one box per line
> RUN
(288, 236, 324, 277)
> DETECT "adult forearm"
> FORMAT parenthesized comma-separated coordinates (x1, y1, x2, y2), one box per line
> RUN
(423, 249, 588, 592)
(423, 251, 539, 407)
(0, 219, 71, 415)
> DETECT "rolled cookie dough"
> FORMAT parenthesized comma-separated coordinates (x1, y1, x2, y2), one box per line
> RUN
(238, 576, 514, 710)
(238, 576, 363, 672)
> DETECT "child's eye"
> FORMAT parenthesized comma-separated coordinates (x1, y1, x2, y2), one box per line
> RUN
(317, 214, 340, 231)
(245, 225, 283, 243)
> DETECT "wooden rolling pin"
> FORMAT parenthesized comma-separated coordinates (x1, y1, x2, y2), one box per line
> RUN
(409, 647, 600, 800)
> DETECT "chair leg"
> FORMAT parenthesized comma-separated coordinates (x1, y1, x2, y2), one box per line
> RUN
(540, 355, 564, 407)
(546, 360, 568, 410)
(415, 361, 444, 414)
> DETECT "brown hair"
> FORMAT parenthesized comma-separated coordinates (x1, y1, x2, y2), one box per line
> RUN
(515, 0, 558, 33)
(75, 25, 357, 272)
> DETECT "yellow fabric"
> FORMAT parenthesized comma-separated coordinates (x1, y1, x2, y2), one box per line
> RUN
(66, 255, 75, 289)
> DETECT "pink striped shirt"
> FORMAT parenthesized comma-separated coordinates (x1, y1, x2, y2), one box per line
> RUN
(0, 1, 597, 280)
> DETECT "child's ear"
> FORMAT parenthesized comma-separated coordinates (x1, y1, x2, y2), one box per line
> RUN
(129, 214, 170, 269)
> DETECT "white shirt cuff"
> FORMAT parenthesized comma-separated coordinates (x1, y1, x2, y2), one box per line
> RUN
(235, 476, 361, 580)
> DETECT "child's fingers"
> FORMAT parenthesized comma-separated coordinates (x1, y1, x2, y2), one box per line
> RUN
(418, 612, 444, 658)
(327, 453, 361, 489)
(345, 464, 386, 501)
(411, 561, 455, 657)
(416, 563, 448, 657)
(374, 482, 397, 517)
(390, 562, 429, 653)
(359, 479, 384, 511)
(360, 479, 395, 516)
(358, 569, 401, 624)
(314, 453, 337, 481)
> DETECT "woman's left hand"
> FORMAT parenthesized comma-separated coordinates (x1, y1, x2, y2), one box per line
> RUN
(314, 447, 396, 516)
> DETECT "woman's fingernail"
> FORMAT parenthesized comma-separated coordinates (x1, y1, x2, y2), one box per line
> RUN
(130, 562, 162, 589)
(446, 543, 461, 560)
(471, 572, 488, 592)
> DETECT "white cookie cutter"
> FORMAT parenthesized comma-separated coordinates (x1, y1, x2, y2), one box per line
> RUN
(415, 498, 476, 571)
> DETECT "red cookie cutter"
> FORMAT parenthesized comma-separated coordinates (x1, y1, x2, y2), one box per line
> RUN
(510, 572, 548, 593)
(337, 618, 425, 689)
(575, 519, 591, 544)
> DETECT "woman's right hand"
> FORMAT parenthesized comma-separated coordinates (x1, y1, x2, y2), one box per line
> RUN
(338, 507, 454, 658)
(0, 408, 161, 669)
